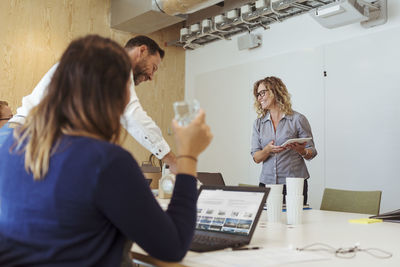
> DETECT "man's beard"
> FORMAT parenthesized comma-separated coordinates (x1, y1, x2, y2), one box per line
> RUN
(133, 62, 147, 85)
(133, 73, 144, 85)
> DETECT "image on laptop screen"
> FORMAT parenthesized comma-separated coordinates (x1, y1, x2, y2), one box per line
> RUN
(196, 188, 265, 236)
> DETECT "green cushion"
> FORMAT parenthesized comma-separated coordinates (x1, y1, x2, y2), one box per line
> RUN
(320, 188, 382, 215)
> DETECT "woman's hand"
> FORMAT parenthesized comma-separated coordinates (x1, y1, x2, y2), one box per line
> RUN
(253, 140, 285, 163)
(265, 140, 285, 154)
(284, 142, 306, 155)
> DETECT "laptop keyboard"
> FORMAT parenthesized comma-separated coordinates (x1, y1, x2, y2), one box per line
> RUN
(190, 234, 245, 252)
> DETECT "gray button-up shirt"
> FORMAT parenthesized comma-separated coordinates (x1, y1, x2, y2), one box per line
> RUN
(251, 111, 317, 185)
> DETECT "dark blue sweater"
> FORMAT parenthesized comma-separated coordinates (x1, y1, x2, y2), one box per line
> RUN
(0, 133, 197, 266)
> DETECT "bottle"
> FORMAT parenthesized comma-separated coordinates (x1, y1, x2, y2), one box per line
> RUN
(159, 164, 175, 199)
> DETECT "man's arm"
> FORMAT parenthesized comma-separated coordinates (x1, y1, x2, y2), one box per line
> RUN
(121, 81, 177, 173)
(9, 64, 59, 125)
(11, 65, 177, 172)
(161, 151, 177, 174)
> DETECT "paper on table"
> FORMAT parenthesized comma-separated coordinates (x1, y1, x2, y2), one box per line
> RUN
(348, 218, 383, 224)
(185, 247, 331, 267)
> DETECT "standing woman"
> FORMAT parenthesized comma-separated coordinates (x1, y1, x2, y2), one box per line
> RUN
(251, 76, 317, 204)
(0, 35, 212, 266)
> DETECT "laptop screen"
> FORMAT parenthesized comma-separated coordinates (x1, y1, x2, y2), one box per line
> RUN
(196, 186, 268, 236)
(196, 172, 225, 186)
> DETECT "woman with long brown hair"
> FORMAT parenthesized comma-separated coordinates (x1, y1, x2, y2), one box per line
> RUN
(251, 76, 317, 204)
(0, 35, 212, 266)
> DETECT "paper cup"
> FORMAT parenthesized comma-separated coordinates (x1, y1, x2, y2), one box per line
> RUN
(265, 184, 284, 195)
(286, 177, 304, 196)
(286, 195, 304, 225)
(267, 194, 283, 223)
(259, 210, 268, 224)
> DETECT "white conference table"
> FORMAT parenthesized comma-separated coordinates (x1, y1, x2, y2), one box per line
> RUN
(131, 208, 399, 267)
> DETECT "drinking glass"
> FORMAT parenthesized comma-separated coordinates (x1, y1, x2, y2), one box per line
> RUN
(173, 99, 200, 126)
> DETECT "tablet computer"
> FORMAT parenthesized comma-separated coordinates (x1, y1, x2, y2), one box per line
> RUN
(281, 137, 312, 146)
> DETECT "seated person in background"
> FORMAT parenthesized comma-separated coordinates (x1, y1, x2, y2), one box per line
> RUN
(0, 35, 212, 266)
(0, 101, 13, 146)
(0, 101, 12, 127)
(251, 76, 317, 204)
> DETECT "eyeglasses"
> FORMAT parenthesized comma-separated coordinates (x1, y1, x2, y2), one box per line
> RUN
(256, 90, 268, 98)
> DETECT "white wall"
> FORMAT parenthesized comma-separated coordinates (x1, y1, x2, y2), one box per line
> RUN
(185, 1, 400, 213)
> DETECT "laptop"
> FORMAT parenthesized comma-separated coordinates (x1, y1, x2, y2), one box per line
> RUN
(196, 172, 225, 186)
(190, 185, 270, 252)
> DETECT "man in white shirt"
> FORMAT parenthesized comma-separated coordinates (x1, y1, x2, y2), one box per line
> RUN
(6, 35, 177, 172)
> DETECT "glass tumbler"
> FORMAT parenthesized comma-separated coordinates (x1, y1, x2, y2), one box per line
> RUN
(173, 99, 200, 126)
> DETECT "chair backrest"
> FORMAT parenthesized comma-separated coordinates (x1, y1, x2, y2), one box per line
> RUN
(320, 188, 382, 215)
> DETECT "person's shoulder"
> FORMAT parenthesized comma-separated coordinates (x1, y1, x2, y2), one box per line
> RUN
(62, 136, 133, 163)
(291, 110, 307, 120)
(254, 114, 267, 124)
(86, 136, 129, 155)
(43, 63, 60, 76)
(0, 126, 15, 152)
(290, 111, 312, 128)
(253, 117, 262, 128)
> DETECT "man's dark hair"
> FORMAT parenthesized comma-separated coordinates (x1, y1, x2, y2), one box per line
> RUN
(125, 35, 165, 59)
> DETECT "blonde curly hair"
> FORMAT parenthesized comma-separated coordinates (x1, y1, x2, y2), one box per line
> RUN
(253, 76, 293, 118)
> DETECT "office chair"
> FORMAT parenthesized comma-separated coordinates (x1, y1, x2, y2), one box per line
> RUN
(320, 188, 382, 215)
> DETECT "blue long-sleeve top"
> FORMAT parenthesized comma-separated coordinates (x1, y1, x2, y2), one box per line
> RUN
(0, 133, 197, 266)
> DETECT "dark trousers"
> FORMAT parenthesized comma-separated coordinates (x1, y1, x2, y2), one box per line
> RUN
(259, 179, 308, 205)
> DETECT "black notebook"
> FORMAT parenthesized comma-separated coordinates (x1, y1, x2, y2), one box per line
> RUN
(190, 185, 269, 252)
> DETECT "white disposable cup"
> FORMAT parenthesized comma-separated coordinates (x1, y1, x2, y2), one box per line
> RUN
(265, 184, 284, 195)
(267, 194, 283, 223)
(286, 177, 304, 196)
(286, 195, 304, 225)
(259, 210, 268, 223)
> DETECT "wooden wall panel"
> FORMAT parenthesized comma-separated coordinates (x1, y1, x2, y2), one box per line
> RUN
(0, 0, 185, 164)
